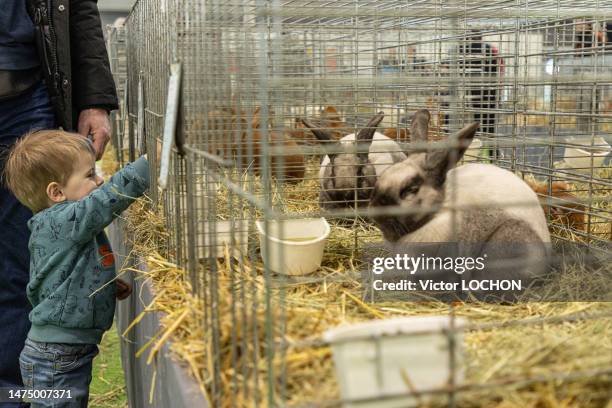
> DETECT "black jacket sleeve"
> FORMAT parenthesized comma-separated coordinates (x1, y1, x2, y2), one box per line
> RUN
(69, 0, 118, 113)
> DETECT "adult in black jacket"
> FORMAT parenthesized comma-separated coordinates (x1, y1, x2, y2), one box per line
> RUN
(28, 0, 119, 155)
(0, 2, 117, 405)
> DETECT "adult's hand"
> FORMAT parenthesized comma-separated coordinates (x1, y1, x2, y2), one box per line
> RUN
(78, 108, 111, 160)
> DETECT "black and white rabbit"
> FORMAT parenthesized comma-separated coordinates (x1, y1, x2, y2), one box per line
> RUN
(370, 110, 551, 289)
(301, 112, 407, 210)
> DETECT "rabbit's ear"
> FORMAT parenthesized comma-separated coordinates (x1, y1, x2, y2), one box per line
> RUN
(301, 118, 338, 160)
(425, 122, 479, 185)
(300, 118, 334, 142)
(410, 109, 430, 143)
(451, 121, 479, 149)
(356, 112, 384, 143)
(355, 112, 384, 160)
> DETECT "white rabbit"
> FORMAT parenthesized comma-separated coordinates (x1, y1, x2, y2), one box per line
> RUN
(301, 112, 407, 209)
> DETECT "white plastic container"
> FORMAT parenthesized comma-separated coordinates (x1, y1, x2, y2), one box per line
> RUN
(563, 136, 610, 171)
(256, 218, 330, 275)
(323, 316, 468, 408)
(197, 220, 249, 259)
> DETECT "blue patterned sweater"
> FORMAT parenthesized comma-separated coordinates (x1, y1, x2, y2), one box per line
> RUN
(26, 157, 149, 344)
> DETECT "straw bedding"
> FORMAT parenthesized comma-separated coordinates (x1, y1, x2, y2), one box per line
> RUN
(105, 149, 612, 407)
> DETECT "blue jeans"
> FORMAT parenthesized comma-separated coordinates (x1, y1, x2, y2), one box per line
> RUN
(19, 339, 98, 408)
(0, 82, 56, 408)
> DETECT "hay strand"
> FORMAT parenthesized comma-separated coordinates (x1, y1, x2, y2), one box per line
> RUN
(116, 151, 612, 407)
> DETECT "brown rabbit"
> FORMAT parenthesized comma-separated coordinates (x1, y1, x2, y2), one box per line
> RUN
(205, 107, 246, 159)
(525, 179, 586, 232)
(246, 107, 305, 182)
(383, 127, 410, 142)
(206, 106, 305, 182)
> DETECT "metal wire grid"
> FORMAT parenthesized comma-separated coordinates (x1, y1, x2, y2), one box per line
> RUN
(106, 24, 128, 165)
(125, 0, 180, 259)
(116, 0, 612, 406)
(164, 0, 612, 247)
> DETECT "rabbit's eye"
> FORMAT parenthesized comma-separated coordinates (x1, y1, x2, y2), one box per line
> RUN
(400, 185, 419, 198)
(400, 178, 423, 199)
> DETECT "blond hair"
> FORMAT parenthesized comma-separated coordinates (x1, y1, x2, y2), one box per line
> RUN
(3, 130, 95, 213)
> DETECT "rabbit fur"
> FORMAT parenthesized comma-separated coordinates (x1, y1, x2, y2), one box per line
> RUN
(206, 107, 306, 182)
(370, 109, 551, 286)
(301, 112, 407, 209)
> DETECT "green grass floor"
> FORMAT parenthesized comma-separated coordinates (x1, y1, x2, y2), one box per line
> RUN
(89, 325, 128, 407)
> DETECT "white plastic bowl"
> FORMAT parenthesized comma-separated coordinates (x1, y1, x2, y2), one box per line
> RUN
(563, 136, 610, 171)
(256, 218, 330, 275)
(197, 220, 249, 259)
(323, 316, 468, 408)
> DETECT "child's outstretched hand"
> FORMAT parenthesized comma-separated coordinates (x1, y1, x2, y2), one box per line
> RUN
(116, 278, 132, 300)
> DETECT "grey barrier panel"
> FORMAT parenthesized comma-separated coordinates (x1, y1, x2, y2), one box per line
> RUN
(108, 219, 210, 408)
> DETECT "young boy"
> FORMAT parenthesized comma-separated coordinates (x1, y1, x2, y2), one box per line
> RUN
(3, 130, 149, 407)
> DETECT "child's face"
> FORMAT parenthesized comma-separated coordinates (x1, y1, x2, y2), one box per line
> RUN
(62, 153, 104, 201)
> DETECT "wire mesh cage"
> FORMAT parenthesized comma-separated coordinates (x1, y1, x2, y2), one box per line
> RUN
(106, 23, 128, 165)
(116, 0, 612, 406)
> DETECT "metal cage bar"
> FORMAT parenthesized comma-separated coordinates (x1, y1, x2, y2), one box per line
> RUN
(113, 0, 612, 406)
